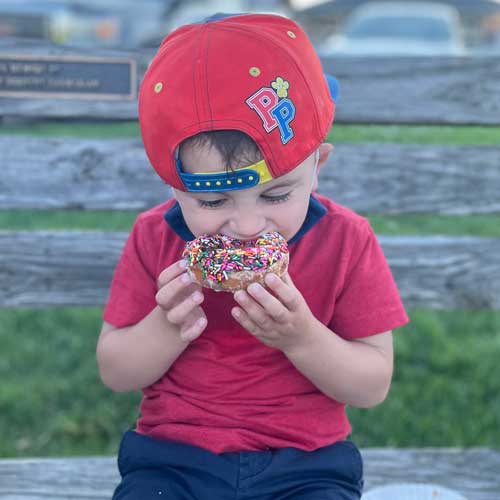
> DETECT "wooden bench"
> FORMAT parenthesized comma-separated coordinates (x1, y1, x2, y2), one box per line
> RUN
(1, 41, 499, 498)
(1, 449, 499, 499)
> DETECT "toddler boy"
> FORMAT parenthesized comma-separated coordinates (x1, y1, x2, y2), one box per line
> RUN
(98, 13, 409, 500)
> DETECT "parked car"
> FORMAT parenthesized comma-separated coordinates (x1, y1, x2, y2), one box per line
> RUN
(318, 1, 466, 56)
(164, 0, 292, 34)
(0, 0, 174, 48)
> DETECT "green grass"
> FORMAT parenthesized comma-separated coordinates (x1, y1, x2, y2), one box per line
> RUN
(2, 122, 499, 145)
(349, 310, 500, 447)
(0, 121, 140, 138)
(328, 124, 500, 145)
(2, 211, 499, 238)
(0, 308, 141, 456)
(368, 214, 500, 237)
(1, 308, 499, 456)
(0, 210, 138, 231)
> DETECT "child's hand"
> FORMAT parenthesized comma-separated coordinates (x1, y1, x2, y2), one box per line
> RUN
(232, 273, 317, 353)
(156, 260, 207, 342)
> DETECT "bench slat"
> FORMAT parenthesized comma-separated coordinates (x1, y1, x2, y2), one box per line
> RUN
(1, 40, 500, 124)
(322, 55, 500, 125)
(1, 231, 499, 309)
(2, 136, 500, 215)
(363, 448, 500, 500)
(1, 449, 499, 499)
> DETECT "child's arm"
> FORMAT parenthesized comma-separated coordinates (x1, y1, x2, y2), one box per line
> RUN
(284, 327, 393, 408)
(232, 273, 393, 408)
(97, 260, 207, 392)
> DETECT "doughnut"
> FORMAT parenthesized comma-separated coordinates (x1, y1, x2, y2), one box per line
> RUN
(183, 232, 289, 292)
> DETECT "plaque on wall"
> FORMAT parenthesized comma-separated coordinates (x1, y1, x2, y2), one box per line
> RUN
(0, 54, 137, 100)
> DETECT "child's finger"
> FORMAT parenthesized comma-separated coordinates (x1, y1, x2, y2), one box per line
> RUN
(157, 259, 188, 288)
(245, 283, 289, 324)
(155, 272, 199, 309)
(231, 306, 261, 336)
(264, 273, 301, 312)
(234, 290, 269, 326)
(180, 313, 207, 342)
(164, 289, 204, 325)
(233, 290, 272, 329)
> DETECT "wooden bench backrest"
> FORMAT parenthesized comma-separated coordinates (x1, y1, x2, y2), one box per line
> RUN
(1, 42, 499, 309)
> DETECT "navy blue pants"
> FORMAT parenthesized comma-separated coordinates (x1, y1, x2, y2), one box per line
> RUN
(113, 430, 363, 499)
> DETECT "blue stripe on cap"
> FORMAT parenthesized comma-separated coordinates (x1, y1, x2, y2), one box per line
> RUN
(325, 74, 339, 103)
(202, 13, 244, 23)
(176, 157, 261, 192)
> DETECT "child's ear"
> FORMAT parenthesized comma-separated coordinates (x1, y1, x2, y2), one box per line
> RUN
(318, 143, 334, 169)
(312, 143, 334, 192)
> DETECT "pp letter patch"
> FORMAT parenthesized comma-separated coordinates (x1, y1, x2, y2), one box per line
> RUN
(246, 77, 295, 144)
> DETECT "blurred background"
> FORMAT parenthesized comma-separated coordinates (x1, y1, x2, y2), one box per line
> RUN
(1, 0, 500, 54)
(1, 0, 500, 460)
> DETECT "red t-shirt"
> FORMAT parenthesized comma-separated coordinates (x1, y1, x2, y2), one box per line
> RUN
(103, 194, 409, 453)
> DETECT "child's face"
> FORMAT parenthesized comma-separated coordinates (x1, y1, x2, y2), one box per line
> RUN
(173, 144, 320, 241)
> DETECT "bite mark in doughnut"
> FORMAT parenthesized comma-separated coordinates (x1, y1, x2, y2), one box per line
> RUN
(183, 232, 289, 292)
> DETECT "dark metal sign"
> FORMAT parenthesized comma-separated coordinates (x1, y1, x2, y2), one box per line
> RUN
(0, 54, 137, 100)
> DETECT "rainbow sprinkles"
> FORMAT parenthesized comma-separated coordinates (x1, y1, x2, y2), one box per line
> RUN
(183, 232, 289, 287)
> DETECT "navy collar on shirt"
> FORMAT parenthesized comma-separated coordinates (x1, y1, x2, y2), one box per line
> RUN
(164, 194, 327, 245)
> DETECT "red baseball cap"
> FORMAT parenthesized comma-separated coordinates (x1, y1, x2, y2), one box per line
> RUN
(139, 13, 337, 191)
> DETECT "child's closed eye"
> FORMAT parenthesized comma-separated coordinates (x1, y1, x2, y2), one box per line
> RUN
(261, 192, 291, 204)
(198, 199, 226, 208)
(197, 191, 291, 209)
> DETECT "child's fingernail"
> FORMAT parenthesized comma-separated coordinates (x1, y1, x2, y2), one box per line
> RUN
(197, 318, 207, 328)
(265, 273, 278, 285)
(248, 283, 262, 295)
(179, 260, 188, 269)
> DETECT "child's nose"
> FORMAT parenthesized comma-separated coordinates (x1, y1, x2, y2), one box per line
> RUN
(231, 208, 266, 240)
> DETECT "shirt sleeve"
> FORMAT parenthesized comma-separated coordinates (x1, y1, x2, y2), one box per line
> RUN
(102, 216, 158, 328)
(330, 220, 409, 339)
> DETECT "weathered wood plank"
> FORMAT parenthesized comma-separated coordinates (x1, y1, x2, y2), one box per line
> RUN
(379, 234, 500, 309)
(1, 449, 499, 499)
(2, 136, 500, 215)
(1, 231, 499, 309)
(1, 40, 500, 124)
(0, 456, 118, 499)
(0, 231, 120, 308)
(362, 448, 500, 500)
(326, 143, 500, 215)
(0, 136, 169, 211)
(321, 55, 500, 125)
